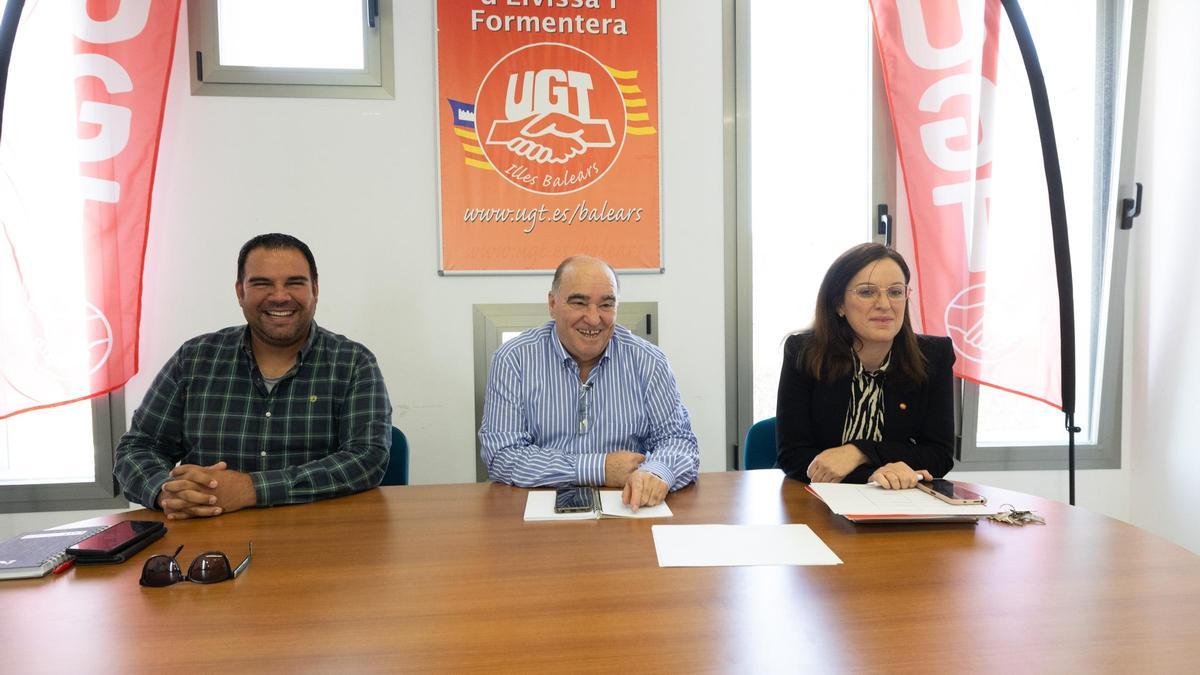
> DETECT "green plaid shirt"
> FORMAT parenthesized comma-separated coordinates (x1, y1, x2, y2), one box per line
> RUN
(114, 324, 391, 509)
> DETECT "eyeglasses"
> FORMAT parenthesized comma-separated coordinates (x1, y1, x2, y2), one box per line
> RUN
(847, 284, 910, 303)
(577, 382, 592, 435)
(140, 542, 253, 587)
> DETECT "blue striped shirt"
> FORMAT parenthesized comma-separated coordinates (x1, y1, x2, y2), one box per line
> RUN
(479, 321, 699, 490)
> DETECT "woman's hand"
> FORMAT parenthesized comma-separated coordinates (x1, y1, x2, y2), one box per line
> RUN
(807, 444, 868, 483)
(868, 462, 932, 489)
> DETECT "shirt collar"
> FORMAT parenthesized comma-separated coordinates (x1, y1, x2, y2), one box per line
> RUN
(852, 349, 891, 379)
(240, 322, 319, 364)
(297, 322, 319, 362)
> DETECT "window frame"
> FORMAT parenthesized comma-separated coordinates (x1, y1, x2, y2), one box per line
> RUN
(954, 0, 1146, 471)
(0, 392, 129, 514)
(187, 0, 395, 100)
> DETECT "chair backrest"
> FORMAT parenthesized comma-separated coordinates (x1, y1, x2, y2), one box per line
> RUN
(380, 426, 409, 486)
(742, 417, 778, 470)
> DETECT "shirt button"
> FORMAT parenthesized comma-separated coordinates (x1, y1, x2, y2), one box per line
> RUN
(260, 451, 267, 457)
(265, 411, 272, 418)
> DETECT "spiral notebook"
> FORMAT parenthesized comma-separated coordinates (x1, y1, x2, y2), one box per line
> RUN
(0, 525, 109, 580)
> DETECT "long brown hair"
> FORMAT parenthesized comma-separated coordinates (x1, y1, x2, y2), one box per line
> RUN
(801, 243, 927, 384)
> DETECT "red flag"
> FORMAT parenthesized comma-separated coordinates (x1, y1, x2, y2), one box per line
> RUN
(0, 0, 181, 419)
(870, 0, 1062, 408)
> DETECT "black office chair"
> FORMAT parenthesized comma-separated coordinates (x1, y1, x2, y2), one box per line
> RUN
(380, 426, 409, 486)
(742, 417, 778, 470)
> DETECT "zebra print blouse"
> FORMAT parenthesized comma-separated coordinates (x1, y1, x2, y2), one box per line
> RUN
(841, 351, 892, 444)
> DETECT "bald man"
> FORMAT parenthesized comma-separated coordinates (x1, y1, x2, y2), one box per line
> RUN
(479, 256, 699, 510)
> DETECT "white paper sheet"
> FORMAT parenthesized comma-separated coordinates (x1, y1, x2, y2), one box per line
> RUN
(651, 524, 842, 567)
(523, 490, 673, 521)
(808, 483, 999, 517)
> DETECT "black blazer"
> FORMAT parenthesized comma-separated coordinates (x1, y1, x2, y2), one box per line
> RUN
(775, 332, 956, 483)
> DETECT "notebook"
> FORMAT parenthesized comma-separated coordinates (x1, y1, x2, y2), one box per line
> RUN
(0, 525, 110, 580)
(523, 489, 673, 521)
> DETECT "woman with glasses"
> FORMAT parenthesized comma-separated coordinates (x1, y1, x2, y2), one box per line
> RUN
(776, 243, 955, 488)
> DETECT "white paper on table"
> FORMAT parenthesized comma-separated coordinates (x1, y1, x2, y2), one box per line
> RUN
(651, 524, 842, 567)
(807, 483, 999, 517)
(523, 490, 673, 521)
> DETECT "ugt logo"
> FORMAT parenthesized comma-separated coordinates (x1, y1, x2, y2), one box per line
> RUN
(0, 295, 114, 404)
(943, 283, 1022, 365)
(476, 42, 626, 195)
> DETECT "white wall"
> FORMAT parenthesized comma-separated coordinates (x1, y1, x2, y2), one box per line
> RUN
(11, 3, 1200, 558)
(140, 0, 728, 485)
(2, 0, 728, 541)
(1123, 0, 1200, 554)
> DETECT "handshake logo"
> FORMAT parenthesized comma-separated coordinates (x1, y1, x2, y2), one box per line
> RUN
(476, 43, 626, 195)
(487, 107, 614, 165)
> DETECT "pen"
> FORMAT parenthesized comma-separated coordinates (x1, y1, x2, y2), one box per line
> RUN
(866, 475, 926, 488)
(52, 558, 76, 574)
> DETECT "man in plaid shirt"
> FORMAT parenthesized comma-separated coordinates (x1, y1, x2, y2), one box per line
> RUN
(114, 234, 391, 519)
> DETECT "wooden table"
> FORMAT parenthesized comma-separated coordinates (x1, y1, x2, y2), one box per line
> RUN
(4, 470, 1199, 673)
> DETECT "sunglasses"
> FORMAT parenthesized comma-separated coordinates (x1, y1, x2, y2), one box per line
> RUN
(139, 542, 253, 587)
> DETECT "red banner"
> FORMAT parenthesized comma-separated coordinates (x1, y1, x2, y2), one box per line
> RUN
(871, 0, 1062, 408)
(435, 0, 661, 272)
(0, 0, 181, 419)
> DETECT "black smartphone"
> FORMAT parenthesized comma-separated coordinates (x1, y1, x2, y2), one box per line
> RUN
(66, 520, 165, 557)
(554, 487, 598, 514)
(917, 479, 986, 505)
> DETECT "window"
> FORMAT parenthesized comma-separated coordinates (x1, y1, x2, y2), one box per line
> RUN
(188, 0, 394, 99)
(956, 0, 1141, 470)
(0, 395, 127, 513)
(743, 0, 875, 431)
(735, 1, 1144, 471)
(0, 0, 129, 512)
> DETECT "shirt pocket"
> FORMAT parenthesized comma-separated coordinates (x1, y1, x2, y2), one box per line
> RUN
(278, 379, 336, 452)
